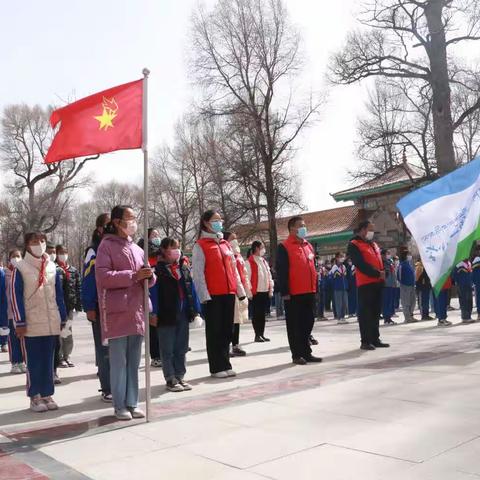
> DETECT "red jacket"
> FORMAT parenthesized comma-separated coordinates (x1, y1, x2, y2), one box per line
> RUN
(197, 238, 237, 296)
(349, 238, 384, 287)
(280, 235, 317, 296)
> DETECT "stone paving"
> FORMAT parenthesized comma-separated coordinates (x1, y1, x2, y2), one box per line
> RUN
(1, 304, 480, 479)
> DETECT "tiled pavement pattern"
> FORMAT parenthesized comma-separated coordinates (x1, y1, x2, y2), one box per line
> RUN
(2, 304, 480, 479)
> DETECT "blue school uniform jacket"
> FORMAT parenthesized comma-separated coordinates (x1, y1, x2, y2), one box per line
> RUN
(330, 264, 348, 291)
(453, 261, 473, 288)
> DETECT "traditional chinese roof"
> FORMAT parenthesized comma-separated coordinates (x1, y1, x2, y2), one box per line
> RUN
(234, 205, 363, 245)
(332, 163, 425, 202)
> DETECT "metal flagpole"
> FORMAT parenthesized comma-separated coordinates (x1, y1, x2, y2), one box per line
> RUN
(142, 67, 151, 422)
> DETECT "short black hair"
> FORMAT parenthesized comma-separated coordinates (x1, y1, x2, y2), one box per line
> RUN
(356, 220, 371, 233)
(288, 216, 304, 231)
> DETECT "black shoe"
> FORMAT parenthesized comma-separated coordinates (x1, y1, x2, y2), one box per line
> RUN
(422, 316, 434, 321)
(384, 319, 396, 325)
(305, 355, 323, 363)
(360, 343, 376, 351)
(372, 341, 390, 348)
(292, 357, 307, 365)
(254, 336, 265, 343)
(309, 335, 319, 346)
(231, 346, 247, 357)
(261, 336, 271, 342)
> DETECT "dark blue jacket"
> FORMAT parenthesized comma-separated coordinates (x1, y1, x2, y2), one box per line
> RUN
(330, 264, 348, 291)
(397, 261, 415, 287)
(150, 258, 201, 326)
(82, 245, 99, 313)
(453, 262, 473, 288)
(472, 257, 480, 286)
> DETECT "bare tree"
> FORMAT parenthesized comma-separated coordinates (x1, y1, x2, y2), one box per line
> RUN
(330, 0, 480, 175)
(91, 180, 143, 218)
(0, 104, 93, 244)
(355, 78, 435, 180)
(191, 0, 320, 258)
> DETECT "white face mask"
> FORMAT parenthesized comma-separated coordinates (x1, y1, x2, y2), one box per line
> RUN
(259, 248, 266, 257)
(339, 257, 345, 263)
(407, 255, 413, 262)
(123, 220, 138, 237)
(365, 231, 374, 241)
(10, 257, 21, 266)
(31, 242, 47, 258)
(49, 253, 57, 262)
(58, 254, 68, 263)
(386, 254, 392, 260)
(230, 239, 241, 254)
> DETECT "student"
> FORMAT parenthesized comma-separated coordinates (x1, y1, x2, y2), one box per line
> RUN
(397, 250, 417, 323)
(276, 216, 322, 365)
(11, 232, 67, 412)
(381, 249, 396, 325)
(151, 238, 201, 392)
(138, 229, 163, 368)
(346, 257, 357, 318)
(472, 249, 480, 321)
(317, 260, 328, 320)
(82, 213, 112, 402)
(192, 210, 246, 379)
(453, 259, 474, 323)
(46, 242, 64, 385)
(224, 232, 251, 357)
(56, 244, 82, 368)
(5, 249, 26, 374)
(393, 256, 401, 312)
(246, 241, 274, 342)
(415, 260, 433, 320)
(433, 277, 453, 327)
(96, 205, 155, 420)
(0, 266, 8, 356)
(330, 253, 348, 324)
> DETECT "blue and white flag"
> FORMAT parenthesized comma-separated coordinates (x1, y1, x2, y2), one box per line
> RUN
(397, 158, 480, 293)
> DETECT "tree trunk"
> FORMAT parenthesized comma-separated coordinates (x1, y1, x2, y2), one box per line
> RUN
(425, 0, 457, 174)
(264, 161, 278, 266)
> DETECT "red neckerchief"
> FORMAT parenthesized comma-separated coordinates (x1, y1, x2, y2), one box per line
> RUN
(58, 261, 71, 281)
(38, 256, 47, 288)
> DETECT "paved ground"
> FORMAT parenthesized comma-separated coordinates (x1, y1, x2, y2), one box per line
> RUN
(2, 303, 480, 480)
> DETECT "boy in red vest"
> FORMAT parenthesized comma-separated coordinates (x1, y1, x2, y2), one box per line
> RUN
(347, 220, 390, 351)
(276, 216, 322, 365)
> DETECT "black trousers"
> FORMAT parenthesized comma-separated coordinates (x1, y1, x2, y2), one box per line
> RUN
(150, 324, 160, 360)
(458, 285, 473, 320)
(232, 323, 240, 346)
(204, 294, 235, 374)
(285, 293, 315, 360)
(252, 292, 269, 337)
(357, 283, 382, 345)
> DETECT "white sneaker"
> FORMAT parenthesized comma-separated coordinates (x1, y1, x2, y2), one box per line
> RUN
(166, 380, 184, 392)
(128, 407, 145, 419)
(211, 371, 229, 379)
(178, 380, 192, 391)
(337, 319, 348, 325)
(42, 396, 58, 410)
(151, 359, 162, 367)
(10, 364, 22, 374)
(226, 369, 237, 377)
(30, 395, 48, 413)
(115, 408, 132, 420)
(19, 363, 27, 373)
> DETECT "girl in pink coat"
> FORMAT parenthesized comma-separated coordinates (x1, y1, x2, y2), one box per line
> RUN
(96, 205, 155, 421)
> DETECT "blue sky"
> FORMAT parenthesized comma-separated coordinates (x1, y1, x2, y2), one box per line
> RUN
(1, 0, 364, 212)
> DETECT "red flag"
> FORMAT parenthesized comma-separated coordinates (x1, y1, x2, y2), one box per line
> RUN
(45, 79, 143, 164)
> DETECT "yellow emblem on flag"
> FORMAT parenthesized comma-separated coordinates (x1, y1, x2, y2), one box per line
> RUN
(94, 97, 118, 131)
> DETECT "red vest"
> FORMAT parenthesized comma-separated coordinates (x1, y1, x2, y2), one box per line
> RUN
(282, 235, 317, 295)
(350, 239, 383, 287)
(248, 255, 271, 295)
(197, 238, 237, 296)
